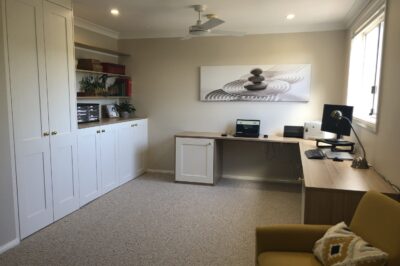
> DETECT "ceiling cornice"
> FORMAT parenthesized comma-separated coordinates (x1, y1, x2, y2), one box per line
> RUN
(344, 0, 372, 28)
(119, 23, 347, 40)
(74, 17, 120, 39)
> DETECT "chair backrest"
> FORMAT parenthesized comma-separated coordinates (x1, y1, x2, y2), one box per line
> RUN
(350, 190, 400, 266)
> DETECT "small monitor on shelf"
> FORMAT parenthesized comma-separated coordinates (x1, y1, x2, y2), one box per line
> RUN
(317, 104, 355, 152)
(321, 104, 353, 140)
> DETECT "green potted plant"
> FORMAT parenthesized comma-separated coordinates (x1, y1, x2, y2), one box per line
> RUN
(79, 75, 107, 96)
(116, 101, 136, 118)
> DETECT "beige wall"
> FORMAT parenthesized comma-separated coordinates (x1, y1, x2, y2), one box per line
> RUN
(119, 31, 347, 172)
(74, 26, 118, 51)
(347, 0, 400, 187)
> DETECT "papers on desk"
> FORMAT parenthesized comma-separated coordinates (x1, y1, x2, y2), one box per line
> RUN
(324, 150, 354, 160)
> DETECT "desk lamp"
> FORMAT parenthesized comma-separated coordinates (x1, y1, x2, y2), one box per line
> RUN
(331, 110, 369, 169)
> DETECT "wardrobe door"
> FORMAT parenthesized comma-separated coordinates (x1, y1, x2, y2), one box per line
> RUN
(6, 0, 53, 238)
(43, 1, 79, 221)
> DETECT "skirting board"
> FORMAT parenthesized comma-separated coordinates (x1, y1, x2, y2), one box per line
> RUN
(146, 169, 300, 184)
(0, 238, 19, 254)
(146, 169, 174, 175)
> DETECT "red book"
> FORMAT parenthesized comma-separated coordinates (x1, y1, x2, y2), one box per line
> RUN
(126, 79, 132, 96)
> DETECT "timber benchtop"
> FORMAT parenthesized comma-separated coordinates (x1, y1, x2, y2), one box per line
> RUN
(78, 117, 147, 129)
(175, 131, 399, 195)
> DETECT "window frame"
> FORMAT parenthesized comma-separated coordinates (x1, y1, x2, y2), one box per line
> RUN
(346, 0, 386, 133)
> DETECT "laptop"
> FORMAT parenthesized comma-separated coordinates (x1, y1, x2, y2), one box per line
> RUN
(234, 119, 260, 138)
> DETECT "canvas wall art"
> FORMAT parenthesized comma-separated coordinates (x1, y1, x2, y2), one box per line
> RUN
(200, 64, 311, 102)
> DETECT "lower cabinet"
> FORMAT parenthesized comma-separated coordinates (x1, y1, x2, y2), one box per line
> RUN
(100, 125, 119, 194)
(77, 119, 148, 206)
(175, 137, 218, 184)
(117, 119, 148, 184)
(77, 127, 101, 206)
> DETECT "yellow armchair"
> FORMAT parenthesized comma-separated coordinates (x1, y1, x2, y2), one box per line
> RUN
(255, 191, 400, 266)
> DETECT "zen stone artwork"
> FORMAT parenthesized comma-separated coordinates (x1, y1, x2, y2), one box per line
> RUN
(200, 65, 311, 102)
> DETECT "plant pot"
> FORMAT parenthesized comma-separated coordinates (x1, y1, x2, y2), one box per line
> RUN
(120, 111, 130, 118)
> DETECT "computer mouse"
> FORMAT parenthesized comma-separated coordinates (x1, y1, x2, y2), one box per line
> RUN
(221, 133, 227, 137)
(263, 134, 268, 138)
(333, 157, 343, 162)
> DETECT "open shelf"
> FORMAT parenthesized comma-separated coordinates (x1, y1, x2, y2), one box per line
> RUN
(76, 68, 129, 78)
(77, 96, 130, 100)
(75, 42, 130, 57)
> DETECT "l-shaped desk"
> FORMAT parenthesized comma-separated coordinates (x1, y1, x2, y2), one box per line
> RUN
(175, 132, 399, 225)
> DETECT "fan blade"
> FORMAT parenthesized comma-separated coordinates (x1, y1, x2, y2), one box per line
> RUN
(211, 29, 245, 36)
(200, 18, 224, 30)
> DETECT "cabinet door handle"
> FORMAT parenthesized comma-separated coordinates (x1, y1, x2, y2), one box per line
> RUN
(101, 129, 105, 133)
(51, 131, 57, 135)
(96, 130, 101, 134)
(43, 132, 50, 137)
(131, 124, 134, 127)
(208, 142, 212, 146)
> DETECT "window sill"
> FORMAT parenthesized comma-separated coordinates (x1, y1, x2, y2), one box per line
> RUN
(353, 116, 377, 133)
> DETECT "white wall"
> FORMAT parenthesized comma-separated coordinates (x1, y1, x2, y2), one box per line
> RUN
(0, 0, 19, 251)
(119, 31, 347, 172)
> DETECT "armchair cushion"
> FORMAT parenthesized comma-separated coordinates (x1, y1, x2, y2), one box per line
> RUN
(258, 252, 321, 266)
(256, 224, 330, 255)
(313, 222, 388, 266)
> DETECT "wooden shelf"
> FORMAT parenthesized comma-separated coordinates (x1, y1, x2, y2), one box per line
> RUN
(77, 96, 130, 100)
(74, 42, 130, 57)
(76, 68, 129, 78)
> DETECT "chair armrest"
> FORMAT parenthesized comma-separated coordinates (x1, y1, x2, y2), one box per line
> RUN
(256, 224, 330, 256)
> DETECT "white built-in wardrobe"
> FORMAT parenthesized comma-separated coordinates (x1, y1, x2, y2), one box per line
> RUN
(5, 0, 77, 238)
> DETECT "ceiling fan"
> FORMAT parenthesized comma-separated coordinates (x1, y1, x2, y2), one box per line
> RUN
(182, 5, 245, 40)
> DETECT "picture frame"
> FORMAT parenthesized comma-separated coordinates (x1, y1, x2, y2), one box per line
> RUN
(106, 104, 119, 118)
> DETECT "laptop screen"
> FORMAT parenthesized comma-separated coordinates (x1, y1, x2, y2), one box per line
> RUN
(236, 119, 260, 135)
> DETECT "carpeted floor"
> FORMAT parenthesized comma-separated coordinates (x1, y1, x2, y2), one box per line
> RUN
(0, 173, 301, 266)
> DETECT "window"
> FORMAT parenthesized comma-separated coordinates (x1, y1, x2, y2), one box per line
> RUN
(347, 3, 385, 130)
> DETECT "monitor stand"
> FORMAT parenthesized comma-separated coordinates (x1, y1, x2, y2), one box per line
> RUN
(316, 134, 355, 153)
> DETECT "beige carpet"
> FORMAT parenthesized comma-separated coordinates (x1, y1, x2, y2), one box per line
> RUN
(0, 173, 301, 266)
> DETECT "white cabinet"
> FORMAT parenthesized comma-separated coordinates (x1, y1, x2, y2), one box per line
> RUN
(78, 119, 148, 204)
(77, 127, 101, 206)
(5, 0, 76, 238)
(117, 119, 148, 185)
(117, 122, 136, 185)
(77, 124, 118, 205)
(99, 125, 119, 194)
(175, 137, 217, 184)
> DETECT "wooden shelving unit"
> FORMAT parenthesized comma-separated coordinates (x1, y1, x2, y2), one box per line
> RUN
(77, 96, 130, 100)
(74, 42, 130, 57)
(76, 69, 128, 78)
(75, 42, 131, 101)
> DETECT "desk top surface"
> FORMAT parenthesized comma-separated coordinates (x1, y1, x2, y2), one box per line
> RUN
(175, 131, 299, 144)
(175, 131, 398, 195)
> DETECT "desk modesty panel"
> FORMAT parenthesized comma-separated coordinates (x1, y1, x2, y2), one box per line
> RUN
(174, 132, 399, 224)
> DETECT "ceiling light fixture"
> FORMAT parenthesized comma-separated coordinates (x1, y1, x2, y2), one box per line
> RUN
(286, 14, 295, 20)
(111, 9, 119, 16)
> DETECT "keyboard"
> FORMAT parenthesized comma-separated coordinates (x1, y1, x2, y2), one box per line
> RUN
(305, 149, 325, 159)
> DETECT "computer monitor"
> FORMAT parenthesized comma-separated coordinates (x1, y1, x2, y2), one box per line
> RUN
(321, 104, 353, 139)
(235, 119, 260, 137)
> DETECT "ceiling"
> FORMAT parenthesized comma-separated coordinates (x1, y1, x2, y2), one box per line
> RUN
(72, 0, 368, 39)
